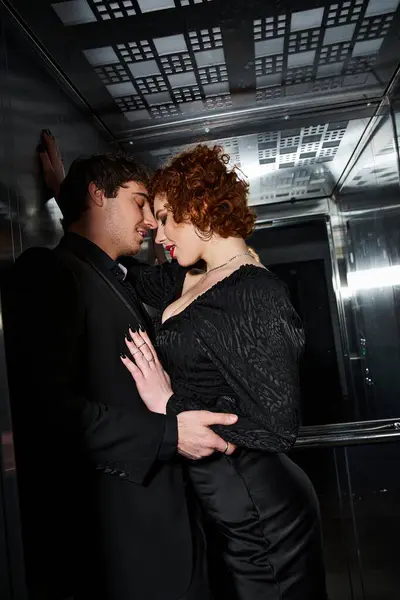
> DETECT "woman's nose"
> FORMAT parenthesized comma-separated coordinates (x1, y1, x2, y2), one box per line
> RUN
(155, 228, 165, 245)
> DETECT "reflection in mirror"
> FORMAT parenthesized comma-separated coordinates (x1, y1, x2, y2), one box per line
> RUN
(336, 106, 400, 421)
(132, 117, 370, 204)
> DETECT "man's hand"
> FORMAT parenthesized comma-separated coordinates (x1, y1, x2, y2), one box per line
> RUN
(177, 411, 237, 460)
(38, 130, 65, 200)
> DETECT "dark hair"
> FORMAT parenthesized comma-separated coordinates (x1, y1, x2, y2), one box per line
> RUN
(58, 153, 152, 231)
(150, 145, 255, 239)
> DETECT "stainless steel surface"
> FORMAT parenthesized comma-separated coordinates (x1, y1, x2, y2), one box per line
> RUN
(1, 0, 398, 205)
(131, 116, 371, 204)
(0, 5, 110, 598)
(296, 422, 400, 448)
(1, 1, 400, 599)
(1, 0, 114, 141)
(326, 198, 353, 401)
(254, 197, 330, 223)
(338, 105, 399, 195)
(334, 97, 400, 423)
(0, 20, 110, 260)
(7, 0, 400, 131)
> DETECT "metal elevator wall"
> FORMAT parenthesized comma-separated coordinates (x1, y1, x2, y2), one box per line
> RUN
(0, 8, 110, 598)
(0, 2, 400, 600)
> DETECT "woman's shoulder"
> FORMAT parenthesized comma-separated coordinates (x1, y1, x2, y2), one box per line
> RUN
(192, 264, 290, 321)
(224, 264, 288, 300)
(191, 264, 301, 342)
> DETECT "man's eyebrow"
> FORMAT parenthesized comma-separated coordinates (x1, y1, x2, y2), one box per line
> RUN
(133, 192, 149, 199)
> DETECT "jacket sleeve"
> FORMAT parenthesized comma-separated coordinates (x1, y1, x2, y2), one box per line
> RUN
(122, 257, 188, 309)
(5, 248, 171, 485)
(168, 271, 305, 452)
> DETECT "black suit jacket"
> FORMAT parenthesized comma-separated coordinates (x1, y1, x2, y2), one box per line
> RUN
(3, 234, 193, 600)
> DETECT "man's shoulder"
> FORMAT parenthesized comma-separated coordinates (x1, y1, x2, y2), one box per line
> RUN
(6, 245, 87, 322)
(11, 244, 84, 292)
(16, 244, 54, 262)
(13, 243, 51, 270)
(15, 243, 88, 272)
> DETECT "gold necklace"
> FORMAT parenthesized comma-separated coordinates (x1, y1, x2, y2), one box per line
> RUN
(199, 251, 252, 285)
(164, 251, 253, 323)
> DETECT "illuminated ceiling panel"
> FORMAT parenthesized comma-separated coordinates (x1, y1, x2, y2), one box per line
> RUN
(131, 118, 367, 203)
(30, 0, 399, 129)
(9, 0, 400, 204)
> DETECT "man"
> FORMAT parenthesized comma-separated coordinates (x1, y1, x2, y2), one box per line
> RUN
(4, 154, 237, 600)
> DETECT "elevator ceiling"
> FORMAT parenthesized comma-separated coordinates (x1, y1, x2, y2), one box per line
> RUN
(7, 0, 400, 204)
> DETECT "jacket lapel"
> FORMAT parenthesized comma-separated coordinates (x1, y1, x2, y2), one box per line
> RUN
(83, 256, 143, 325)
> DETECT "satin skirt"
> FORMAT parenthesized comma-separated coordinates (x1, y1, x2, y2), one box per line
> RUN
(186, 449, 328, 600)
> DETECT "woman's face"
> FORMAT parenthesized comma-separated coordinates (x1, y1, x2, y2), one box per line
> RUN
(153, 193, 204, 266)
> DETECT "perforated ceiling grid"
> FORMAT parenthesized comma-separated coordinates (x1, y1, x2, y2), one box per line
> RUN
(50, 0, 400, 125)
(14, 0, 398, 203)
(134, 120, 351, 203)
(84, 26, 230, 123)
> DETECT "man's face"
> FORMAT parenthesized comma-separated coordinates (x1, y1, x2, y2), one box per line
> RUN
(106, 180, 156, 256)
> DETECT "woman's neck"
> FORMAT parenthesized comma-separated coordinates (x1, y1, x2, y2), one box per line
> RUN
(201, 237, 249, 272)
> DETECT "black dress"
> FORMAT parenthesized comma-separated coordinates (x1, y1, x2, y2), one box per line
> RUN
(128, 260, 328, 600)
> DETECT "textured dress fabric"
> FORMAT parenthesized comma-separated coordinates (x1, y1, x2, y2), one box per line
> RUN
(131, 261, 328, 599)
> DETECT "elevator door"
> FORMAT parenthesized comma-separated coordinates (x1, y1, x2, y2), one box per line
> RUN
(251, 220, 345, 426)
(269, 260, 342, 426)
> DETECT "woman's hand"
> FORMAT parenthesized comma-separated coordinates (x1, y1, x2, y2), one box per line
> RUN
(121, 327, 173, 414)
(39, 129, 65, 200)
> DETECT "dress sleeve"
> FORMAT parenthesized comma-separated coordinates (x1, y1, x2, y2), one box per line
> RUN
(169, 270, 305, 452)
(122, 258, 187, 309)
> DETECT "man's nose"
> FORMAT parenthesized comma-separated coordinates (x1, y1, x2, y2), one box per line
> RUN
(145, 214, 157, 230)
(142, 204, 157, 230)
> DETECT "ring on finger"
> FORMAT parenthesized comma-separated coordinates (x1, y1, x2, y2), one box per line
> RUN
(223, 441, 229, 454)
(126, 340, 141, 355)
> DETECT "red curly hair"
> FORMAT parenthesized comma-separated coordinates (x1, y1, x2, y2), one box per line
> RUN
(150, 145, 256, 239)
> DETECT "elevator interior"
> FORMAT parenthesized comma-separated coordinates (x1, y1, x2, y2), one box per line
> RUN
(1, 0, 400, 598)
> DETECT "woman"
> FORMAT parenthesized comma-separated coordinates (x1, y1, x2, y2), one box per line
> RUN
(121, 145, 328, 599)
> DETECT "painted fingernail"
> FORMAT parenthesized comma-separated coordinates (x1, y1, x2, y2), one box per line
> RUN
(129, 324, 138, 333)
(120, 353, 126, 359)
(125, 333, 132, 342)
(138, 324, 144, 331)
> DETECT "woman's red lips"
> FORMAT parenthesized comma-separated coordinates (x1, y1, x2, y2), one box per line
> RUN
(166, 244, 176, 258)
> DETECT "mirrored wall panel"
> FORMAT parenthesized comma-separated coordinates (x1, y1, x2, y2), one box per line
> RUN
(336, 106, 400, 420)
(131, 116, 370, 203)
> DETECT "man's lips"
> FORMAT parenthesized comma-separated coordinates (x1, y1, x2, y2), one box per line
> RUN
(136, 229, 147, 241)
